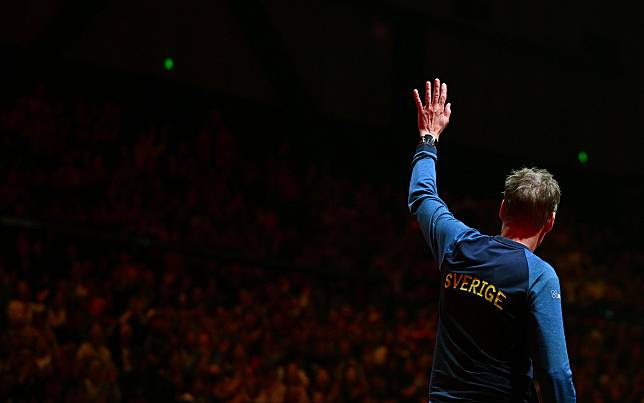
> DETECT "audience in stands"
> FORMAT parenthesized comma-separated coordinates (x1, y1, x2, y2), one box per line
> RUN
(0, 85, 641, 402)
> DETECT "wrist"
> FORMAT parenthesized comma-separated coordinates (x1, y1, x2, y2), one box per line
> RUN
(419, 127, 438, 136)
(419, 131, 438, 140)
(420, 133, 438, 147)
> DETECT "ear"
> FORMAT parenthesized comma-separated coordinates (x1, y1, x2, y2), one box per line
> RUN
(543, 211, 556, 234)
(499, 199, 506, 222)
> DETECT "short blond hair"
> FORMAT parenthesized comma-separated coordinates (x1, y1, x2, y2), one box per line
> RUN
(503, 167, 561, 229)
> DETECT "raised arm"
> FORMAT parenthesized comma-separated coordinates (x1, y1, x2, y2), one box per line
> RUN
(408, 79, 473, 265)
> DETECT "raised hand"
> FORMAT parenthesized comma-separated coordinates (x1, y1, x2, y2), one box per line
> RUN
(413, 78, 452, 140)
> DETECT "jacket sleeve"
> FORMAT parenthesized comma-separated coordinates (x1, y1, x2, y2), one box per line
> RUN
(408, 143, 472, 265)
(527, 258, 576, 402)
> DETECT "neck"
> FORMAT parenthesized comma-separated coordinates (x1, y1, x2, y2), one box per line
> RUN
(500, 225, 543, 252)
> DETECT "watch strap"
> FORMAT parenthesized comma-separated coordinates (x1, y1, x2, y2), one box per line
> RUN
(421, 134, 438, 146)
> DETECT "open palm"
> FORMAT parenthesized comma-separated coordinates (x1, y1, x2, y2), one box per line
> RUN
(413, 78, 451, 140)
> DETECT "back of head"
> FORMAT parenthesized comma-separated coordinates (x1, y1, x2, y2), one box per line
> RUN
(502, 168, 561, 231)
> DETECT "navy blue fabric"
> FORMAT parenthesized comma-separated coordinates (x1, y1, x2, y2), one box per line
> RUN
(408, 144, 575, 402)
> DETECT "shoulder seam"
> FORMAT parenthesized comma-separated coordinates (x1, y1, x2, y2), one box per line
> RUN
(440, 228, 481, 265)
(521, 248, 532, 304)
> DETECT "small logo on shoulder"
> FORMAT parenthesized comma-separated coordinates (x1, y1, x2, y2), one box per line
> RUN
(551, 290, 561, 299)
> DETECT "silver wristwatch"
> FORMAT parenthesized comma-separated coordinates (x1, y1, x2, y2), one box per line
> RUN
(421, 134, 438, 146)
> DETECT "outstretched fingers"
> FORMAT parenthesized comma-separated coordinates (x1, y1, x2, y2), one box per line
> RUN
(413, 89, 423, 111)
(438, 83, 447, 111)
(433, 78, 440, 110)
(425, 81, 431, 109)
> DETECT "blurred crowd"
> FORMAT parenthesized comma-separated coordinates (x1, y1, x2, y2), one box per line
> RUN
(0, 85, 642, 402)
(1, 232, 440, 403)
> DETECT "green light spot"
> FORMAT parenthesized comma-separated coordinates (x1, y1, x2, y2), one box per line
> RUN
(577, 150, 588, 164)
(163, 57, 174, 71)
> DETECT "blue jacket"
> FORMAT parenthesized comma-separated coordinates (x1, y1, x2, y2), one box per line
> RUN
(408, 143, 576, 402)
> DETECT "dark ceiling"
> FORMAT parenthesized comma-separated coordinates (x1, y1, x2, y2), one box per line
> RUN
(2, 0, 642, 174)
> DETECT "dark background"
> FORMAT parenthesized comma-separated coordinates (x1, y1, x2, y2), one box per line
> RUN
(2, 0, 643, 174)
(0, 1, 642, 402)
